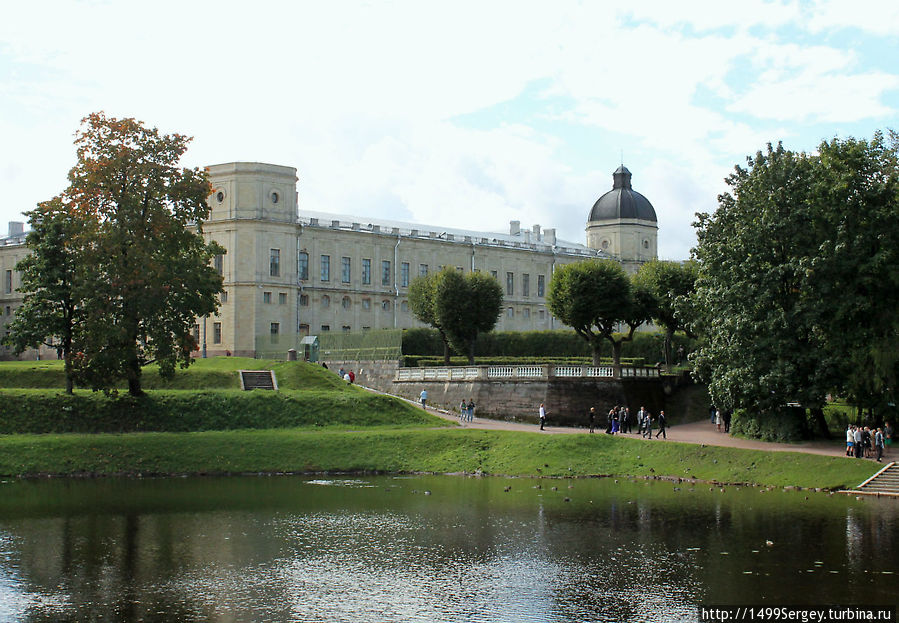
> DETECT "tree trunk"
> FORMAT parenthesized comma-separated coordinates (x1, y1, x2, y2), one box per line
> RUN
(611, 339, 622, 378)
(591, 346, 601, 366)
(664, 329, 673, 369)
(126, 350, 144, 396)
(468, 338, 476, 365)
(809, 407, 830, 439)
(440, 330, 451, 365)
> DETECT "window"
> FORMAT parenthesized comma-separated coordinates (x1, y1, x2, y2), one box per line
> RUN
(320, 255, 330, 281)
(4, 270, 11, 294)
(213, 322, 222, 344)
(382, 260, 391, 286)
(321, 295, 330, 308)
(270, 191, 280, 204)
(523, 308, 530, 319)
(539, 309, 545, 320)
(341, 257, 351, 283)
(213, 254, 224, 276)
(342, 296, 351, 309)
(490, 270, 497, 279)
(401, 262, 410, 287)
(643, 239, 650, 249)
(4, 306, 9, 316)
(401, 301, 408, 312)
(506, 307, 514, 318)
(279, 292, 287, 305)
(321, 325, 330, 332)
(299, 323, 310, 336)
(192, 323, 200, 343)
(263, 291, 272, 304)
(506, 272, 514, 296)
(419, 264, 428, 277)
(362, 258, 371, 284)
(537, 274, 545, 297)
(300, 294, 309, 306)
(342, 325, 351, 332)
(270, 322, 280, 339)
(362, 298, 371, 310)
(381, 300, 391, 311)
(299, 252, 309, 280)
(523, 273, 530, 297)
(269, 249, 280, 277)
(456, 266, 463, 273)
(220, 291, 228, 303)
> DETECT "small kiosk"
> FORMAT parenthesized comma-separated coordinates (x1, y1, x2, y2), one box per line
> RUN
(300, 335, 320, 362)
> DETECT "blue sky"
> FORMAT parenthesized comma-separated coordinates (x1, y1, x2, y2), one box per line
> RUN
(1, 0, 897, 259)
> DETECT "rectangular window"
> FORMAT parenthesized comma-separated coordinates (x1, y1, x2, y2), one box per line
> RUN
(490, 270, 497, 279)
(298, 252, 309, 280)
(341, 257, 351, 283)
(539, 309, 545, 320)
(419, 264, 428, 277)
(263, 291, 272, 304)
(362, 258, 371, 284)
(213, 322, 222, 344)
(192, 323, 200, 343)
(382, 260, 391, 286)
(321, 325, 330, 332)
(506, 272, 514, 296)
(537, 274, 545, 297)
(270, 249, 280, 277)
(362, 298, 371, 310)
(342, 325, 351, 332)
(506, 307, 514, 318)
(300, 294, 309, 306)
(278, 292, 287, 305)
(299, 323, 310, 336)
(220, 291, 228, 303)
(523, 308, 530, 319)
(401, 262, 410, 287)
(270, 322, 280, 343)
(213, 254, 224, 276)
(4, 270, 11, 294)
(320, 255, 330, 281)
(523, 273, 530, 297)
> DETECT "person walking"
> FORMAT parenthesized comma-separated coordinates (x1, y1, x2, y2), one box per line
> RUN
(854, 426, 864, 458)
(715, 409, 722, 432)
(638, 406, 647, 436)
(420, 388, 428, 410)
(539, 403, 547, 430)
(874, 428, 885, 462)
(846, 425, 855, 457)
(723, 409, 732, 434)
(621, 407, 631, 434)
(643, 411, 653, 439)
(885, 421, 893, 454)
(655, 411, 667, 439)
(467, 399, 475, 422)
(588, 407, 596, 433)
(460, 399, 468, 422)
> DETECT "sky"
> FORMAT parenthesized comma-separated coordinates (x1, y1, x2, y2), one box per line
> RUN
(1, 1, 897, 260)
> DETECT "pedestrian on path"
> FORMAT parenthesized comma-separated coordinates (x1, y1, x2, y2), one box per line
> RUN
(539, 403, 547, 430)
(875, 428, 885, 462)
(884, 421, 893, 454)
(655, 411, 667, 439)
(588, 407, 596, 433)
(420, 388, 428, 409)
(643, 411, 654, 439)
(467, 399, 475, 422)
(460, 399, 468, 422)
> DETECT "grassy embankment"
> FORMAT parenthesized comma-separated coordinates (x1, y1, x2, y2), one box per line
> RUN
(0, 359, 880, 489)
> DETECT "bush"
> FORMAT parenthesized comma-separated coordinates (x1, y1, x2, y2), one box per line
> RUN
(730, 406, 810, 442)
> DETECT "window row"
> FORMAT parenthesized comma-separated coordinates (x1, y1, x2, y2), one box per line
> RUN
(300, 294, 409, 313)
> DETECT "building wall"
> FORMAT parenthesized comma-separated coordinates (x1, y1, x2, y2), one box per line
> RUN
(0, 161, 653, 359)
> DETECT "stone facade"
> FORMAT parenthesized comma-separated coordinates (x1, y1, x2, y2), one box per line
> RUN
(0, 162, 659, 359)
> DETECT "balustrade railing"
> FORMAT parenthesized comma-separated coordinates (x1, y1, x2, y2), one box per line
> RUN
(396, 364, 659, 381)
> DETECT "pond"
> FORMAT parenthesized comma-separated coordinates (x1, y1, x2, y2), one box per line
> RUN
(0, 475, 896, 622)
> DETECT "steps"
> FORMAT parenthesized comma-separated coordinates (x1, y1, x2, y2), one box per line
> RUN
(852, 462, 898, 496)
(239, 370, 278, 390)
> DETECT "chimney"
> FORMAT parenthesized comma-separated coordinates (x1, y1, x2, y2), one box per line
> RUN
(544, 228, 556, 245)
(510, 220, 520, 236)
(532, 224, 541, 238)
(8, 222, 24, 237)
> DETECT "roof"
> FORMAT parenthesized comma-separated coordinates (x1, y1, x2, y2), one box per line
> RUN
(588, 166, 657, 223)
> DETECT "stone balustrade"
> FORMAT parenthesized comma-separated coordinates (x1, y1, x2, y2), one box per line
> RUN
(395, 364, 659, 382)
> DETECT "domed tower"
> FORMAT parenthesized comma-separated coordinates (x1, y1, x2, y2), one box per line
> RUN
(586, 165, 658, 273)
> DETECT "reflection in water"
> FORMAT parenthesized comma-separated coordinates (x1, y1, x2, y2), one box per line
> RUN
(0, 476, 896, 622)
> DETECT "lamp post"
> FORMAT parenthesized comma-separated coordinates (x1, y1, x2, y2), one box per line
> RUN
(202, 316, 207, 358)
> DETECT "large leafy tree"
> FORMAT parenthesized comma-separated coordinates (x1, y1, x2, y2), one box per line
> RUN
(633, 259, 698, 367)
(691, 134, 899, 434)
(546, 259, 649, 371)
(408, 268, 504, 364)
(4, 197, 97, 393)
(57, 113, 223, 395)
(437, 270, 504, 364)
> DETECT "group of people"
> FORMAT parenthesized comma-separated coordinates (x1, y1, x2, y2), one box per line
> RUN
(458, 398, 476, 422)
(337, 367, 355, 384)
(846, 423, 892, 462)
(584, 404, 668, 439)
(709, 405, 732, 433)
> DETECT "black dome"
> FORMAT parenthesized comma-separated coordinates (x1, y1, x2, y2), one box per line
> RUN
(588, 166, 657, 223)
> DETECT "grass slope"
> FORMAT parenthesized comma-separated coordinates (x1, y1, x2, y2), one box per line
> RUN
(0, 428, 877, 490)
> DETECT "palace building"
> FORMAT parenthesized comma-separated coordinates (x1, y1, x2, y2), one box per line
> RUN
(0, 162, 658, 359)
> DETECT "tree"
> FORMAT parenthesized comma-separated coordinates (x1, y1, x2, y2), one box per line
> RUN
(4, 197, 97, 393)
(408, 268, 504, 364)
(437, 270, 504, 364)
(633, 259, 698, 368)
(59, 113, 223, 395)
(691, 134, 899, 436)
(408, 271, 452, 364)
(546, 259, 649, 372)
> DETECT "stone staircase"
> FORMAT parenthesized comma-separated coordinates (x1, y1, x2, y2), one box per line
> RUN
(852, 462, 898, 496)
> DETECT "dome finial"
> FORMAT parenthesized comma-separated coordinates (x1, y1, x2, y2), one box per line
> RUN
(613, 165, 632, 190)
